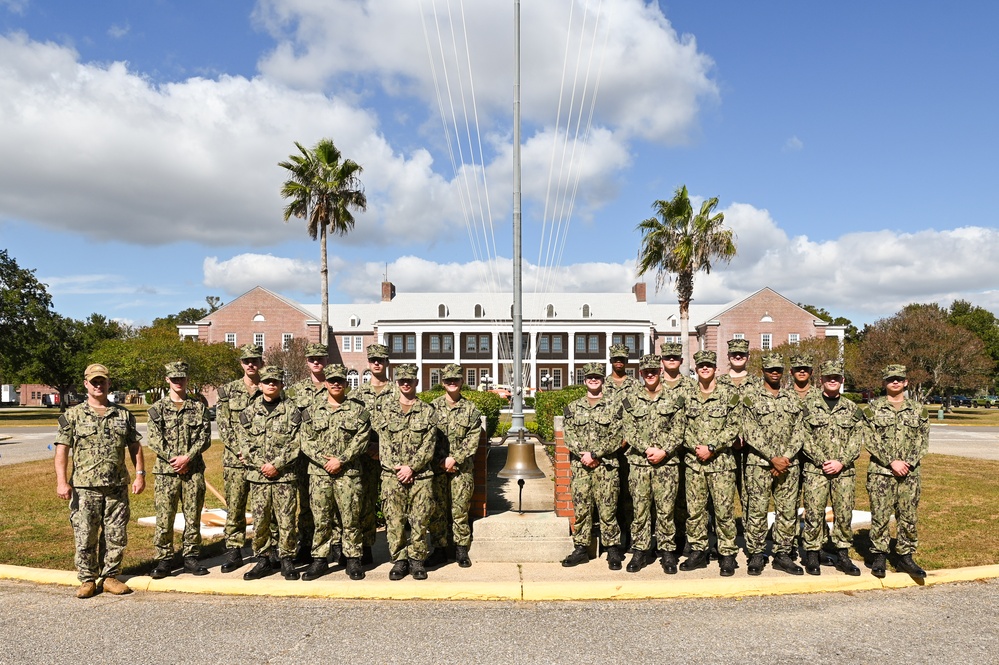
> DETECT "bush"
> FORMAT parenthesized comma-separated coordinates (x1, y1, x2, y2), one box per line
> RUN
(494, 419, 540, 442)
(842, 392, 865, 404)
(144, 390, 160, 405)
(524, 396, 535, 409)
(418, 388, 506, 438)
(534, 385, 586, 441)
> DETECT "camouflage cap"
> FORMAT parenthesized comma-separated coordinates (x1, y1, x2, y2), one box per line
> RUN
(239, 343, 263, 360)
(882, 364, 907, 379)
(165, 361, 189, 378)
(659, 342, 683, 357)
(366, 343, 390, 360)
(582, 362, 605, 377)
(258, 366, 284, 382)
(727, 338, 750, 354)
(84, 363, 110, 381)
(693, 350, 717, 366)
(441, 363, 463, 381)
(639, 354, 662, 371)
(761, 353, 785, 370)
(789, 353, 814, 370)
(395, 363, 419, 380)
(304, 342, 328, 358)
(820, 360, 845, 377)
(323, 364, 348, 380)
(608, 343, 630, 359)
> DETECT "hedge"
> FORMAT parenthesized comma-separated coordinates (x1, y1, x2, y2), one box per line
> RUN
(534, 385, 587, 441)
(418, 388, 506, 438)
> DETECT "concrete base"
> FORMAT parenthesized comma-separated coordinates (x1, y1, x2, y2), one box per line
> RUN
(471, 511, 573, 562)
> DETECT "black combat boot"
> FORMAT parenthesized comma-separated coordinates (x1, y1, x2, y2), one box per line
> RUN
(294, 540, 313, 565)
(561, 545, 590, 567)
(870, 553, 887, 578)
(410, 558, 428, 580)
(346, 558, 365, 580)
(455, 545, 472, 568)
(679, 550, 708, 571)
(220, 548, 244, 574)
(659, 551, 678, 575)
(834, 548, 861, 576)
(424, 548, 448, 568)
(280, 558, 300, 581)
(269, 549, 281, 566)
(626, 549, 653, 573)
(746, 553, 766, 576)
(772, 553, 804, 576)
(361, 545, 374, 566)
(804, 550, 821, 576)
(301, 558, 328, 581)
(719, 554, 736, 577)
(389, 559, 409, 580)
(150, 559, 173, 580)
(243, 556, 273, 581)
(606, 545, 625, 571)
(328, 544, 344, 567)
(183, 557, 209, 576)
(897, 553, 926, 578)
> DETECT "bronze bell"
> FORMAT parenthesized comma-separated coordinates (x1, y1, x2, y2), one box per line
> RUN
(498, 440, 545, 480)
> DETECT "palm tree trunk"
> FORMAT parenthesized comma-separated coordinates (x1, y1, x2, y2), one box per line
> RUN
(679, 298, 691, 377)
(320, 220, 329, 346)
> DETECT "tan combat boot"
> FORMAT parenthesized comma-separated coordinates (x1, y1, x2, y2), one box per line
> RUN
(76, 581, 97, 599)
(101, 577, 132, 595)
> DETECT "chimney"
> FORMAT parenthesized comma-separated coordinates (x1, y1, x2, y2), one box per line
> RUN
(381, 281, 396, 302)
(632, 282, 647, 302)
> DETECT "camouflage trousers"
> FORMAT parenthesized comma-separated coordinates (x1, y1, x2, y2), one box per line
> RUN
(743, 463, 800, 556)
(627, 463, 680, 551)
(153, 471, 206, 560)
(309, 472, 363, 559)
(570, 462, 621, 548)
(381, 472, 433, 562)
(359, 454, 381, 547)
(69, 485, 129, 583)
(249, 481, 298, 559)
(801, 469, 855, 550)
(684, 467, 738, 556)
(223, 465, 250, 549)
(430, 467, 475, 548)
(867, 470, 921, 555)
(296, 456, 314, 551)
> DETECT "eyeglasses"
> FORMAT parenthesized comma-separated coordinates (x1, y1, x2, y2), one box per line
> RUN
(792, 367, 812, 372)
(885, 377, 905, 383)
(369, 358, 387, 364)
(397, 378, 416, 384)
(443, 379, 461, 385)
(764, 368, 784, 373)
(241, 358, 261, 365)
(729, 353, 747, 359)
(641, 370, 661, 377)
(696, 364, 715, 369)
(822, 376, 843, 382)
(325, 377, 345, 384)
(261, 379, 281, 386)
(662, 356, 682, 361)
(307, 357, 327, 364)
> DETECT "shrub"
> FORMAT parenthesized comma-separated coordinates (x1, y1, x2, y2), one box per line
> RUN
(524, 396, 535, 409)
(534, 385, 586, 441)
(418, 388, 506, 438)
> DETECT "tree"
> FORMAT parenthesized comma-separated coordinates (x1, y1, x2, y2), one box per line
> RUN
(265, 337, 311, 385)
(279, 139, 367, 346)
(856, 304, 992, 401)
(797, 303, 860, 342)
(636, 185, 736, 372)
(152, 307, 210, 329)
(0, 250, 53, 379)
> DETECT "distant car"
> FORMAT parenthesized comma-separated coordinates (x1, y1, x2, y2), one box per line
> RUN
(927, 395, 943, 404)
(950, 395, 973, 408)
(972, 395, 999, 408)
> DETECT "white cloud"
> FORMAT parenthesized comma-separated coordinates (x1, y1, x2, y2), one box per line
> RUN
(0, 0, 28, 15)
(203, 254, 319, 295)
(107, 22, 130, 39)
(783, 136, 803, 152)
(41, 273, 162, 296)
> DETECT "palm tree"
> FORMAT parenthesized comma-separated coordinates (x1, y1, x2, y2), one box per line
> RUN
(636, 185, 736, 373)
(279, 139, 367, 345)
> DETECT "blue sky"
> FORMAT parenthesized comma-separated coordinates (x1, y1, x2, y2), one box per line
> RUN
(1, 0, 997, 328)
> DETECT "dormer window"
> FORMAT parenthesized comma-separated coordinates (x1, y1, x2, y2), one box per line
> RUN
(349, 315, 359, 328)
(474, 304, 484, 318)
(546, 304, 556, 318)
(438, 304, 448, 318)
(582, 304, 591, 318)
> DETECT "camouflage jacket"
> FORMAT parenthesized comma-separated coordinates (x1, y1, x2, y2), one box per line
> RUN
(661, 374, 695, 394)
(146, 397, 211, 476)
(604, 374, 640, 405)
(56, 402, 139, 488)
(620, 387, 686, 467)
(862, 397, 929, 475)
(741, 385, 805, 467)
(718, 373, 764, 393)
(286, 377, 326, 410)
(300, 397, 371, 477)
(377, 397, 437, 479)
(800, 393, 866, 475)
(431, 395, 483, 470)
(682, 382, 742, 473)
(562, 396, 624, 468)
(237, 397, 301, 483)
(216, 377, 260, 467)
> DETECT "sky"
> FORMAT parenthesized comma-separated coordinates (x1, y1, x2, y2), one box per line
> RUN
(1, 0, 998, 329)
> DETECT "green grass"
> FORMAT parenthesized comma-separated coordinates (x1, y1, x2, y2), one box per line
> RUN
(926, 406, 999, 426)
(0, 404, 152, 427)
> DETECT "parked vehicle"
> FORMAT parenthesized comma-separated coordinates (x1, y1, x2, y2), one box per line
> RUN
(972, 395, 999, 408)
(950, 395, 973, 408)
(0, 384, 17, 405)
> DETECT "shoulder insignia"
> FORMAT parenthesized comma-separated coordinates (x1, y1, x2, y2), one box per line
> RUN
(676, 394, 686, 408)
(58, 414, 69, 428)
(621, 397, 633, 411)
(238, 409, 252, 427)
(290, 409, 302, 425)
(854, 409, 868, 422)
(358, 409, 371, 423)
(860, 406, 874, 420)
(217, 385, 229, 400)
(743, 395, 754, 408)
(728, 393, 741, 407)
(563, 406, 572, 419)
(147, 405, 162, 423)
(920, 407, 929, 419)
(300, 409, 312, 424)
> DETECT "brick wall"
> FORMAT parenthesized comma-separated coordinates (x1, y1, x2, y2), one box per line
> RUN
(552, 416, 575, 528)
(199, 287, 319, 358)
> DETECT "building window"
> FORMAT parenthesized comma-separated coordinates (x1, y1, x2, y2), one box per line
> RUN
(225, 333, 237, 347)
(479, 335, 490, 353)
(480, 369, 490, 384)
(582, 304, 590, 318)
(761, 333, 772, 351)
(467, 369, 477, 386)
(539, 336, 549, 353)
(552, 368, 562, 389)
(788, 333, 800, 344)
(588, 335, 599, 353)
(552, 336, 562, 352)
(430, 335, 441, 352)
(254, 333, 264, 348)
(282, 333, 293, 350)
(347, 370, 359, 389)
(612, 334, 622, 346)
(443, 334, 453, 352)
(438, 304, 448, 318)
(392, 336, 404, 353)
(576, 335, 586, 353)
(474, 304, 484, 318)
(575, 369, 585, 385)
(406, 335, 416, 352)
(430, 369, 441, 387)
(343, 336, 352, 352)
(663, 335, 680, 344)
(253, 312, 266, 322)
(466, 336, 477, 353)
(626, 368, 636, 379)
(349, 315, 359, 328)
(733, 333, 745, 340)
(625, 335, 637, 353)
(546, 304, 555, 318)
(353, 336, 363, 352)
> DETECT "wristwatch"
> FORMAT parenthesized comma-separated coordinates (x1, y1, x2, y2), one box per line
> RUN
(136, 470, 146, 476)
(707, 445, 716, 454)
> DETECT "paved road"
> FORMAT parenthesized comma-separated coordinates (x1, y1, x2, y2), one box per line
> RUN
(0, 577, 996, 664)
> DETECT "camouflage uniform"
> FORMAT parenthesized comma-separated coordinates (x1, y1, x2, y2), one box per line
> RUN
(351, 349, 396, 550)
(563, 369, 624, 550)
(238, 378, 302, 560)
(430, 385, 483, 550)
(800, 368, 866, 552)
(863, 379, 929, 557)
(682, 353, 743, 558)
(741, 359, 806, 558)
(376, 367, 438, 563)
(286, 345, 329, 557)
(146, 388, 211, 561)
(56, 401, 140, 583)
(619, 356, 686, 554)
(300, 381, 371, 561)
